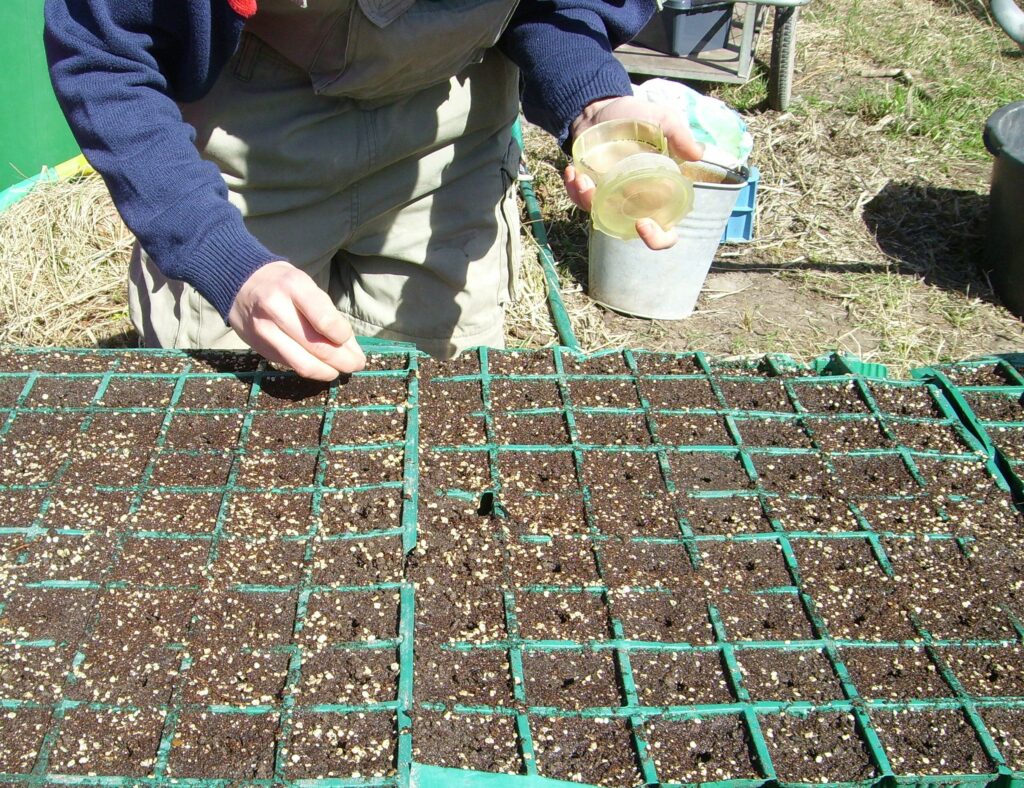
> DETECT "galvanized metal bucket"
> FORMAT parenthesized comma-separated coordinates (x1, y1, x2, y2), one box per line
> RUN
(587, 162, 748, 320)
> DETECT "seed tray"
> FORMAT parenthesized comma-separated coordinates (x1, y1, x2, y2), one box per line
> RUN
(2, 346, 1024, 788)
(914, 357, 1024, 505)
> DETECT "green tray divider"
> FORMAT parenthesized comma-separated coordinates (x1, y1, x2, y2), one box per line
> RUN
(916, 365, 1024, 508)
(7, 348, 1024, 787)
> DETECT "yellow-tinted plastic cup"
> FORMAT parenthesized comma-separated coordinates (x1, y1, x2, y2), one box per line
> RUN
(591, 153, 695, 240)
(572, 119, 694, 240)
(572, 119, 668, 182)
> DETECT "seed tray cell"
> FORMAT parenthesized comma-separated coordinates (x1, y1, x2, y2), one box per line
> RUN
(3, 347, 1024, 788)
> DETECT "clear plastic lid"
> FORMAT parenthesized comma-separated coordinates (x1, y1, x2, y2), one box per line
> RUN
(591, 152, 695, 240)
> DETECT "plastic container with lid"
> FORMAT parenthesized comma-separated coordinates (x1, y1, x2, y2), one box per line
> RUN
(572, 119, 695, 240)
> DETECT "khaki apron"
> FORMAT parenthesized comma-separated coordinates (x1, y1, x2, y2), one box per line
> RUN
(128, 0, 521, 359)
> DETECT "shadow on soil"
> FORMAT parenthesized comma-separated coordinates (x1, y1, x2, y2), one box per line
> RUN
(861, 179, 997, 299)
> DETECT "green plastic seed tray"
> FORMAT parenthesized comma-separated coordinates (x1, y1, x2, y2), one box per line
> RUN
(914, 357, 1024, 504)
(1, 346, 1024, 788)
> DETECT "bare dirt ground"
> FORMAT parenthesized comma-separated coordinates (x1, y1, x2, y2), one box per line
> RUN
(510, 0, 1024, 375)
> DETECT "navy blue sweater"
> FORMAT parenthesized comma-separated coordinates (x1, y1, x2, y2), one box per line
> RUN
(44, 0, 654, 320)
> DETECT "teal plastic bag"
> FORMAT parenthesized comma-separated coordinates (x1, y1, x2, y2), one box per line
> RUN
(633, 78, 754, 167)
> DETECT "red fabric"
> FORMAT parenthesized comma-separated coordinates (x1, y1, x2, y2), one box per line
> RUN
(227, 0, 257, 18)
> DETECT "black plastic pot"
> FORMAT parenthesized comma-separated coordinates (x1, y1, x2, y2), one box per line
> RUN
(984, 100, 1024, 318)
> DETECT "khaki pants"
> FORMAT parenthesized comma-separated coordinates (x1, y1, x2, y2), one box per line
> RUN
(128, 34, 521, 359)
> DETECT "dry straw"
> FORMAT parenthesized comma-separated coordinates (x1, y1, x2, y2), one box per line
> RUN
(0, 175, 133, 347)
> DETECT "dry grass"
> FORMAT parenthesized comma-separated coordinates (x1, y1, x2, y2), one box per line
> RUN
(0, 176, 133, 347)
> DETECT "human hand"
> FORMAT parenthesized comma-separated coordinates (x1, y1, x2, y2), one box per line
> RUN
(228, 261, 366, 381)
(565, 95, 705, 249)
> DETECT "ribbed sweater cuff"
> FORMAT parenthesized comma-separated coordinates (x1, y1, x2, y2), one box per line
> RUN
(551, 60, 634, 149)
(179, 222, 280, 323)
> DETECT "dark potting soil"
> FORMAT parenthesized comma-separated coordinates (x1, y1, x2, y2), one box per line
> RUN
(489, 377, 563, 410)
(491, 413, 570, 445)
(164, 412, 244, 449)
(589, 491, 680, 538)
(868, 382, 943, 417)
(805, 416, 891, 451)
(502, 492, 590, 536)
(567, 377, 642, 408)
(644, 715, 760, 783)
(328, 408, 406, 445)
(753, 453, 833, 497)
(670, 452, 753, 492)
(176, 375, 252, 409)
(506, 536, 600, 587)
(979, 707, 1024, 771)
(583, 449, 666, 494)
(499, 451, 578, 493)
(761, 712, 878, 782)
(964, 390, 1024, 422)
(0, 644, 72, 704)
(792, 380, 871, 414)
(53, 707, 164, 777)
(414, 645, 513, 706)
(943, 363, 1020, 387)
(0, 587, 98, 643)
(225, 491, 314, 537)
(630, 648, 733, 706)
(888, 420, 972, 454)
(295, 647, 399, 705)
(332, 373, 408, 406)
(282, 712, 397, 779)
(654, 413, 732, 446)
(112, 535, 209, 587)
(317, 487, 401, 536)
(98, 376, 176, 408)
(212, 537, 307, 587)
(299, 590, 400, 645)
(640, 376, 718, 410)
(682, 495, 772, 536)
(150, 449, 234, 488)
(16, 532, 117, 584)
(870, 708, 994, 776)
(840, 646, 951, 700)
(600, 539, 692, 590)
(854, 497, 946, 535)
(766, 495, 860, 533)
(717, 378, 794, 413)
(420, 449, 490, 493)
(181, 648, 290, 706)
(713, 591, 815, 642)
(417, 587, 507, 645)
(575, 412, 652, 446)
(563, 351, 629, 375)
(531, 715, 643, 787)
(736, 647, 844, 702)
(85, 410, 165, 448)
(248, 411, 324, 449)
(22, 374, 101, 408)
(610, 590, 716, 645)
(698, 539, 792, 591)
(522, 649, 621, 709)
(0, 374, 28, 406)
(237, 450, 320, 489)
(634, 351, 703, 375)
(735, 416, 813, 448)
(256, 374, 330, 407)
(311, 535, 404, 586)
(991, 425, 1024, 460)
(486, 349, 552, 375)
(412, 711, 521, 773)
(324, 448, 403, 488)
(0, 707, 51, 774)
(831, 453, 921, 497)
(914, 457, 1001, 499)
(168, 710, 279, 779)
(514, 590, 612, 641)
(940, 645, 1024, 697)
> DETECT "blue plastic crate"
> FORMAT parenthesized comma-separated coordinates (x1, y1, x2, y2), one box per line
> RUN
(721, 165, 758, 243)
